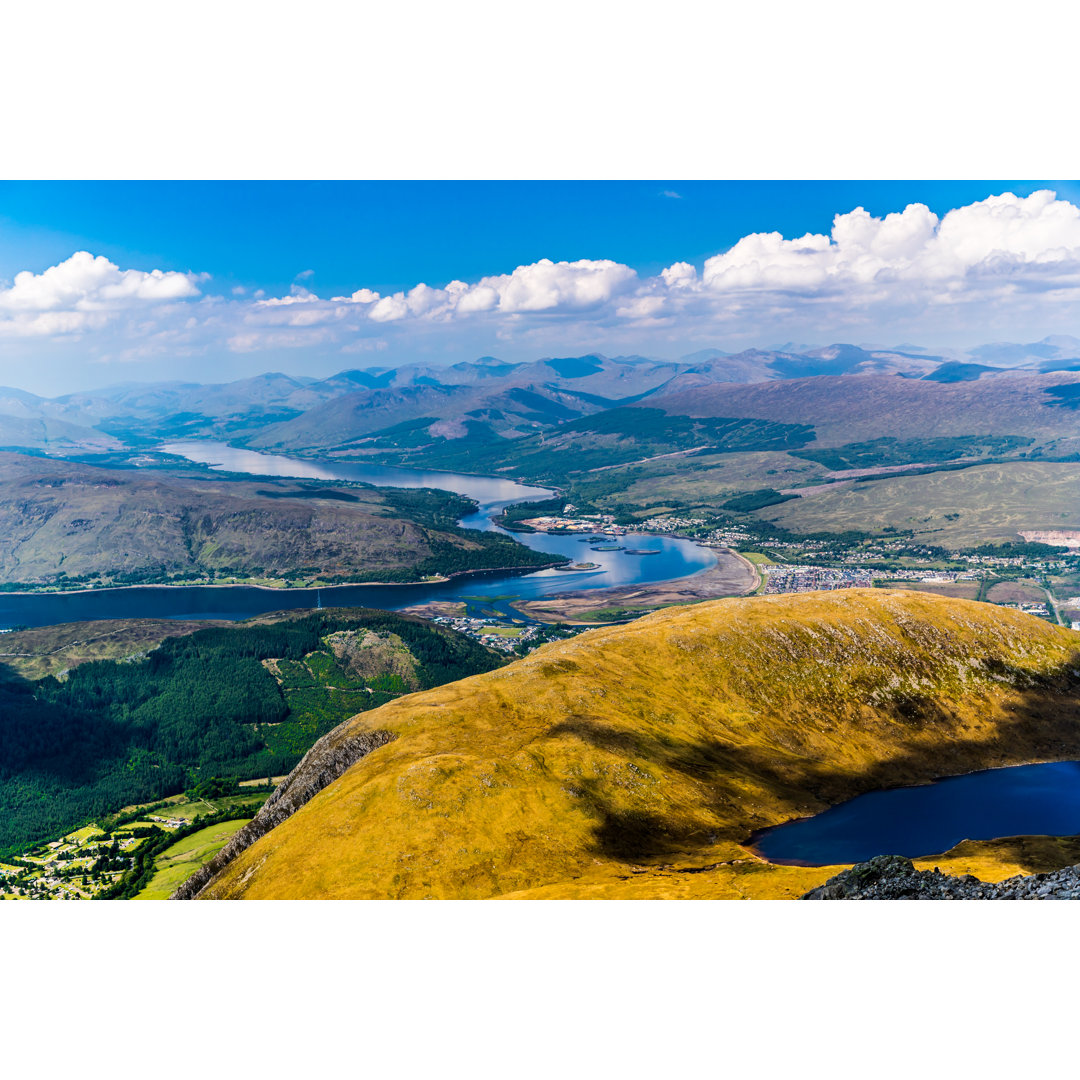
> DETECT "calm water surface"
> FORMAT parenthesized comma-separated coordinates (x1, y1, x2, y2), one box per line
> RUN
(752, 760, 1080, 865)
(0, 441, 716, 627)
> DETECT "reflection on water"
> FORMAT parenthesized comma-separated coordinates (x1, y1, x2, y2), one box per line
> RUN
(162, 441, 556, 508)
(0, 442, 717, 628)
(753, 760, 1080, 866)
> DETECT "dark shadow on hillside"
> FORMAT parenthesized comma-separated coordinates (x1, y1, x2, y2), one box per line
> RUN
(549, 651, 1080, 865)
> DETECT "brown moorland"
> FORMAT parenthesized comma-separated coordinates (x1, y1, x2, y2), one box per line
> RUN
(644, 371, 1080, 451)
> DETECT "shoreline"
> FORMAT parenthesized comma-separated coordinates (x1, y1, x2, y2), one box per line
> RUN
(0, 559, 569, 599)
(511, 545, 759, 624)
(179, 439, 562, 498)
(3, 446, 717, 618)
(744, 753, 1080, 867)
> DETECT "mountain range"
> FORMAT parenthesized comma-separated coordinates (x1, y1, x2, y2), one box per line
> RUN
(5, 336, 1080, 456)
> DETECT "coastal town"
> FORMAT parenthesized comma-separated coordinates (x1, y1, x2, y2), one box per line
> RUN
(425, 614, 589, 654)
(512, 510, 1080, 628)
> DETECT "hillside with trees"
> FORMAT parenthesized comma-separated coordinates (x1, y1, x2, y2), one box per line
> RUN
(0, 608, 503, 857)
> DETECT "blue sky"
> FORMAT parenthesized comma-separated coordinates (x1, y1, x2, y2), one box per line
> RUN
(2, 181, 1080, 393)
(1, 180, 1064, 296)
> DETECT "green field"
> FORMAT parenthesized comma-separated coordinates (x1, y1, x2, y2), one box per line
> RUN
(737, 552, 773, 594)
(134, 819, 251, 900)
(574, 606, 657, 622)
(739, 551, 777, 566)
(151, 793, 268, 824)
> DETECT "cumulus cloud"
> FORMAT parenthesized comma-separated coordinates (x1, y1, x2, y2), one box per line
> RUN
(152, 191, 1080, 356)
(255, 285, 320, 306)
(699, 191, 1080, 299)
(486, 258, 637, 312)
(0, 251, 202, 337)
(318, 258, 637, 322)
(8, 190, 1080, 366)
(661, 261, 697, 289)
(331, 287, 380, 304)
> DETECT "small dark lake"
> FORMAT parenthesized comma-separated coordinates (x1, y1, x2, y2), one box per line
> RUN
(752, 761, 1080, 866)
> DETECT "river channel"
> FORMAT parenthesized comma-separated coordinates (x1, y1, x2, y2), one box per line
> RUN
(0, 441, 717, 628)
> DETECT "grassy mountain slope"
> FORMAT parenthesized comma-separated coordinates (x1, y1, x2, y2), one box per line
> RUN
(290, 372, 1080, 522)
(187, 590, 1080, 900)
(0, 452, 557, 587)
(0, 618, 229, 679)
(760, 460, 1080, 545)
(644, 372, 1080, 452)
(0, 414, 122, 454)
(345, 406, 817, 486)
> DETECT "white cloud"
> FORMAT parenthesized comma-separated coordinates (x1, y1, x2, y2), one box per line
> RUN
(0, 251, 202, 336)
(255, 285, 320, 306)
(331, 287, 380, 303)
(661, 261, 697, 289)
(700, 191, 1080, 299)
(9, 190, 1080, 369)
(369, 294, 410, 322)
(481, 258, 637, 312)
(310, 258, 637, 325)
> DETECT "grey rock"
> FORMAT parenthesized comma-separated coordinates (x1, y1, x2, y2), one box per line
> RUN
(172, 724, 394, 899)
(802, 853, 1080, 900)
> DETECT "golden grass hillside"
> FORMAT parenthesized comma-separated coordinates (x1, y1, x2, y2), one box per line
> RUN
(190, 589, 1080, 900)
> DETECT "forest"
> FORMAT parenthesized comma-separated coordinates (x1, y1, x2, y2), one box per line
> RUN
(0, 609, 502, 857)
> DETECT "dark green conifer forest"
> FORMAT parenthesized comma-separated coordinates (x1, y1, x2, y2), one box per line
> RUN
(0, 609, 501, 857)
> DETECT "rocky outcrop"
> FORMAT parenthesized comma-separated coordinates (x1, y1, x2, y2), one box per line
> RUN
(802, 854, 1080, 899)
(172, 725, 395, 899)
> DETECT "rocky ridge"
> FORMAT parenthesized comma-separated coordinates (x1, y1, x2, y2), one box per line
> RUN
(803, 854, 1080, 899)
(173, 726, 395, 899)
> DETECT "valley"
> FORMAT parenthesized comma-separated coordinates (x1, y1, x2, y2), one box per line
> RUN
(6, 351, 1080, 607)
(0, 451, 560, 590)
(3, 344, 1080, 898)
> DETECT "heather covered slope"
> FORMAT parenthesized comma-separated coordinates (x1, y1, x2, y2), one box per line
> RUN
(0, 452, 556, 587)
(187, 590, 1080, 900)
(643, 371, 1080, 452)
